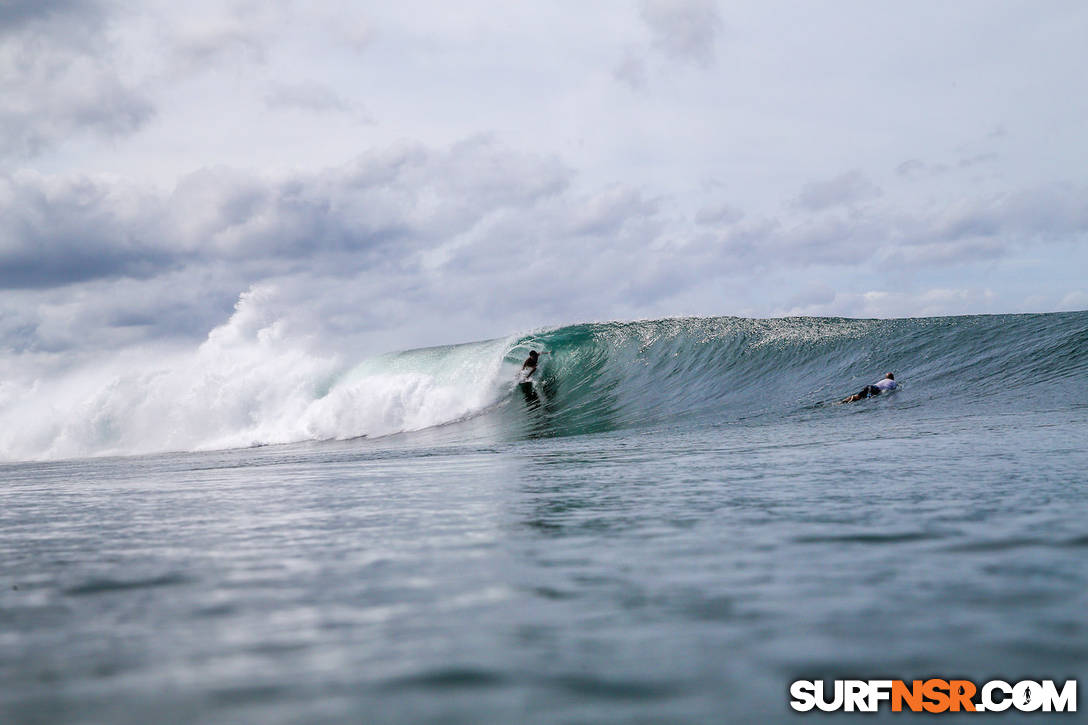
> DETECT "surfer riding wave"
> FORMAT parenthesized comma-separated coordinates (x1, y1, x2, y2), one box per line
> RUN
(519, 350, 548, 382)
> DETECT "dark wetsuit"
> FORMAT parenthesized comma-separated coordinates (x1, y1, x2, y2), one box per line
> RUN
(855, 384, 883, 399)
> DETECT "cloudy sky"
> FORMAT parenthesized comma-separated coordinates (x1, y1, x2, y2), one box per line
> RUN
(3, 0, 1088, 363)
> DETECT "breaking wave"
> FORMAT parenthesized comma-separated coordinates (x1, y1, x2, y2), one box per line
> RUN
(1, 311, 1085, 461)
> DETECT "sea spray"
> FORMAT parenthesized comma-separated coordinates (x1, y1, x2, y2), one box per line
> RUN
(0, 303, 518, 461)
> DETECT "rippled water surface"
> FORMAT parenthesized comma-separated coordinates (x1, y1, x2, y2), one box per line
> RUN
(3, 390, 1087, 723)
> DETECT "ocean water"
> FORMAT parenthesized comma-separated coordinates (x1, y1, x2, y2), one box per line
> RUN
(2, 313, 1087, 723)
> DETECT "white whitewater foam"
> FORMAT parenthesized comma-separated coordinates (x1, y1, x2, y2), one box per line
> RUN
(0, 290, 515, 462)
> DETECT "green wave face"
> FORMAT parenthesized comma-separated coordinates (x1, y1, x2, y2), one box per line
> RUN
(493, 312, 1088, 440)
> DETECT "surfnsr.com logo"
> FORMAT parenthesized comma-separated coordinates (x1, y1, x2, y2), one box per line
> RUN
(789, 679, 1077, 713)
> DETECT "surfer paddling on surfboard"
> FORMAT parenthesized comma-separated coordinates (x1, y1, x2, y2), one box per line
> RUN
(841, 372, 897, 404)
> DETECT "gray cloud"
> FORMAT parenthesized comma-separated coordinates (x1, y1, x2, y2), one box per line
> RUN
(0, 269, 241, 355)
(170, 30, 264, 72)
(792, 170, 882, 211)
(883, 238, 1006, 268)
(0, 175, 169, 288)
(897, 150, 999, 179)
(896, 159, 925, 177)
(3, 133, 1086, 358)
(787, 284, 836, 311)
(613, 51, 648, 90)
(695, 201, 743, 226)
(939, 184, 1088, 241)
(265, 81, 353, 113)
(0, 139, 570, 292)
(638, 0, 723, 67)
(167, 13, 267, 72)
(0, 140, 651, 354)
(958, 152, 999, 168)
(705, 180, 1088, 274)
(0, 0, 154, 158)
(896, 159, 949, 179)
(0, 0, 107, 33)
(567, 186, 660, 236)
